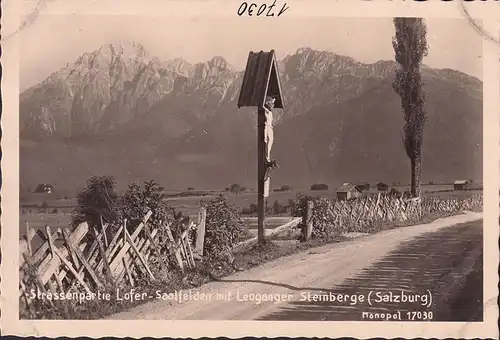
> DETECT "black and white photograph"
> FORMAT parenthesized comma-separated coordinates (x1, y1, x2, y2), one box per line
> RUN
(2, 1, 496, 337)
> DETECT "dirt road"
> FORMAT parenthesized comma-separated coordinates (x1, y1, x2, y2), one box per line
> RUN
(107, 212, 483, 321)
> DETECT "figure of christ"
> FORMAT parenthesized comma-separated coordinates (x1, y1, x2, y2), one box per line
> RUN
(263, 96, 278, 179)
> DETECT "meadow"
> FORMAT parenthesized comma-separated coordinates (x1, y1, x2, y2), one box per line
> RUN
(20, 183, 482, 239)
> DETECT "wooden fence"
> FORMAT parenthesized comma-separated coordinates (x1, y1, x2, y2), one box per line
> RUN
(19, 208, 208, 305)
(19, 206, 301, 303)
(300, 193, 483, 237)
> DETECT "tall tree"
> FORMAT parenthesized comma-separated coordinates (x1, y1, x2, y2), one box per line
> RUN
(392, 18, 429, 198)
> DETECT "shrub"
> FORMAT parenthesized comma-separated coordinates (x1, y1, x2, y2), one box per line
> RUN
(229, 184, 242, 195)
(241, 203, 258, 215)
(119, 180, 172, 227)
(272, 200, 287, 214)
(289, 193, 338, 238)
(118, 180, 182, 270)
(200, 194, 248, 264)
(310, 183, 329, 191)
(72, 175, 119, 228)
(289, 193, 312, 218)
(389, 188, 400, 197)
(72, 177, 181, 271)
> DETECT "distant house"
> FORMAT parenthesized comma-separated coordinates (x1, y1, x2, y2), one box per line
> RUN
(336, 183, 363, 201)
(310, 183, 329, 191)
(355, 182, 370, 192)
(34, 184, 54, 194)
(377, 182, 389, 192)
(454, 180, 468, 191)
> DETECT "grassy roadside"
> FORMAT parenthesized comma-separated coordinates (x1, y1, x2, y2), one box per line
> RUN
(21, 209, 473, 320)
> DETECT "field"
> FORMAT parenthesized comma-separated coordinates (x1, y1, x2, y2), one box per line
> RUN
(19, 183, 482, 248)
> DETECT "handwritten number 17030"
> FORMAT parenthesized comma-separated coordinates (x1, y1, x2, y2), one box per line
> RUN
(237, 0, 290, 17)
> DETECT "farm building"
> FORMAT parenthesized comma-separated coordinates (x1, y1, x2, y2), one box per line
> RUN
(34, 184, 54, 194)
(377, 182, 389, 192)
(311, 183, 329, 191)
(355, 182, 370, 192)
(336, 183, 363, 201)
(453, 180, 468, 191)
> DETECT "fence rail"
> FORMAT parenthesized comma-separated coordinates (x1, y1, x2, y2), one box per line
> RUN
(234, 217, 302, 253)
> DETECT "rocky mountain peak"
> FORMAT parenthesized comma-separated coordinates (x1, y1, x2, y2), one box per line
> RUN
(186, 56, 237, 94)
(209, 56, 234, 71)
(163, 57, 193, 77)
(192, 56, 235, 78)
(101, 40, 150, 59)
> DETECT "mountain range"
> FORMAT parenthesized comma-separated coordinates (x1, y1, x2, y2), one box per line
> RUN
(20, 41, 483, 195)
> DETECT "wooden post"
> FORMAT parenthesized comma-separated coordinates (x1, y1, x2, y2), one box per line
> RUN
(123, 219, 128, 247)
(25, 222, 32, 255)
(257, 107, 267, 244)
(238, 50, 284, 245)
(301, 200, 314, 242)
(195, 207, 206, 256)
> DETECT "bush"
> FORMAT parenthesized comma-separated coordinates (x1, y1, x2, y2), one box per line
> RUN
(229, 184, 242, 195)
(241, 203, 258, 215)
(389, 188, 400, 197)
(310, 183, 329, 191)
(289, 193, 312, 218)
(200, 194, 248, 264)
(272, 200, 287, 214)
(72, 175, 119, 228)
(118, 180, 183, 270)
(72, 177, 181, 271)
(119, 180, 172, 228)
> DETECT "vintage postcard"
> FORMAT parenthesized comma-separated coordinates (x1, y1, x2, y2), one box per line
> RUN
(1, 0, 499, 338)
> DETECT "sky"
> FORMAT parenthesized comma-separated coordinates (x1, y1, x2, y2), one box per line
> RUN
(19, 12, 483, 91)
